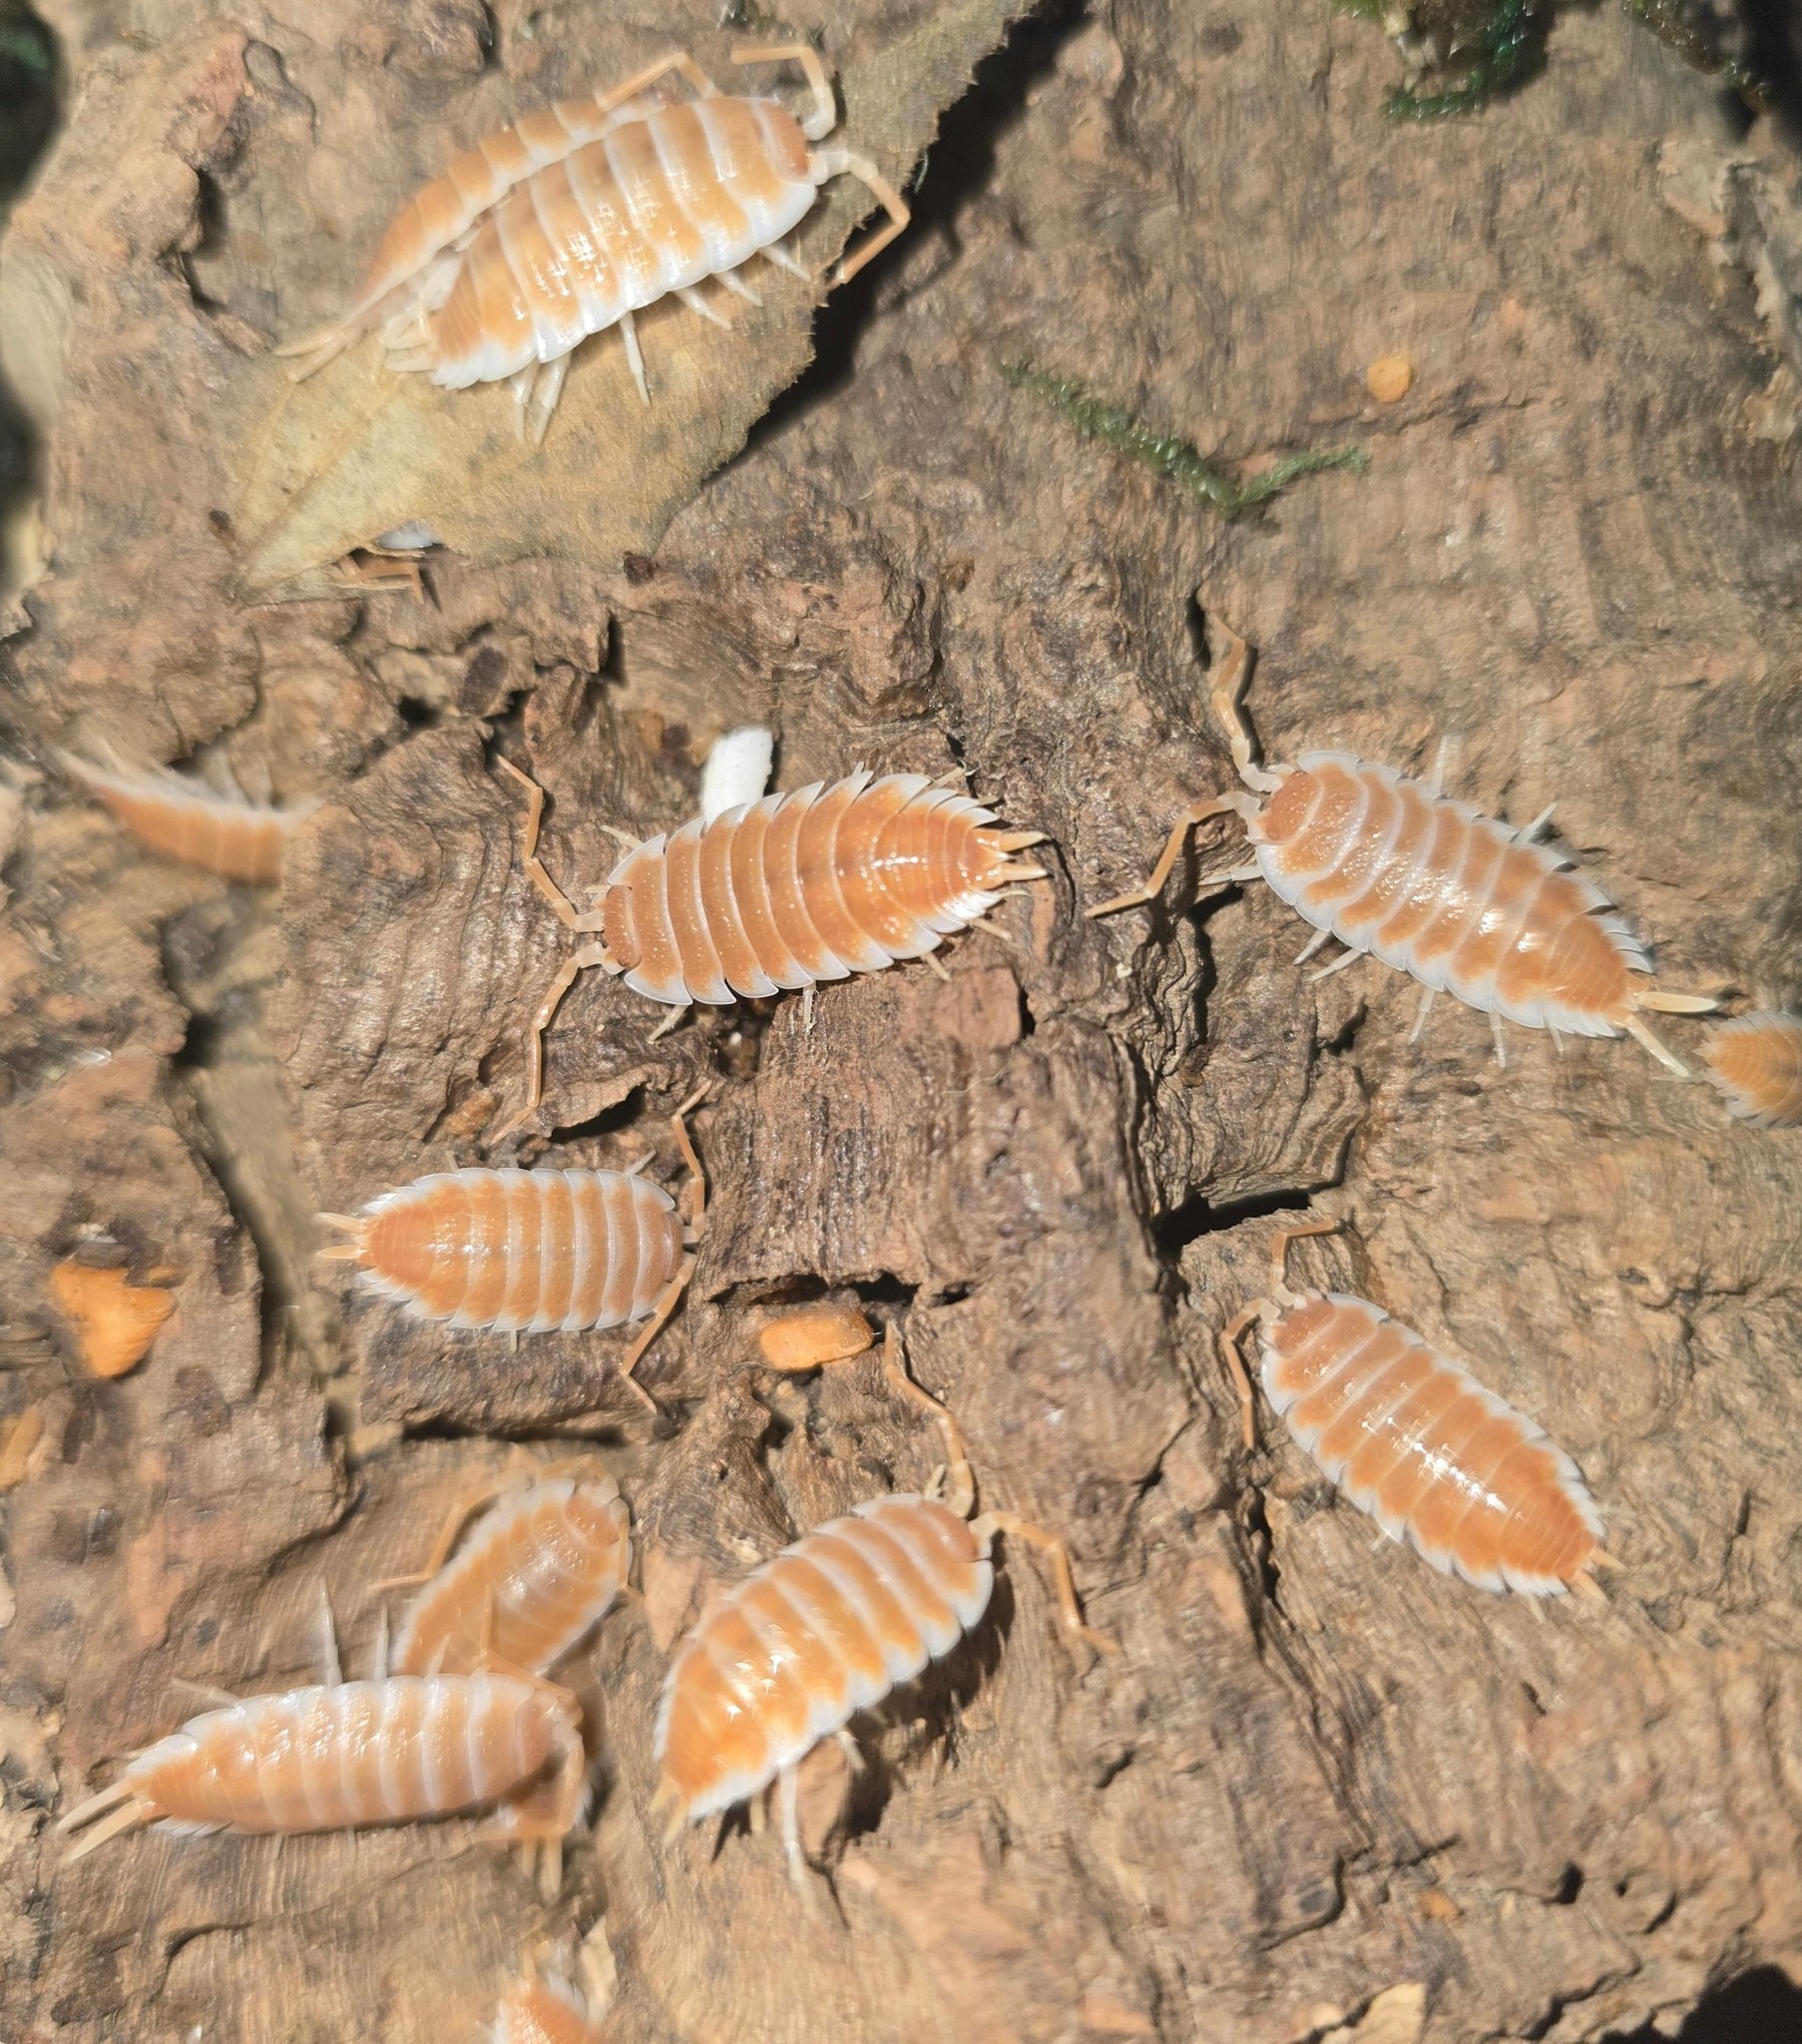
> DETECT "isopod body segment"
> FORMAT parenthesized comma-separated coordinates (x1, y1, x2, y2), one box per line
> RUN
(280, 47, 911, 442)
(653, 1329, 1111, 1886)
(1089, 625, 1716, 1073)
(62, 754, 309, 885)
(499, 759, 1048, 1130)
(1219, 1222, 1605, 1596)
(389, 1469, 633, 1678)
(58, 1672, 585, 1860)
(489, 1972, 608, 2044)
(324, 1169, 684, 1334)
(1702, 1010, 1802, 1127)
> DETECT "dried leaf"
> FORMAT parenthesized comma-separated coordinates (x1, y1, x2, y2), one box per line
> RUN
(235, 0, 1028, 592)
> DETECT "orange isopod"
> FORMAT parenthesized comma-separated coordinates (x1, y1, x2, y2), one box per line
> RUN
(57, 1671, 585, 1861)
(653, 1329, 1111, 1886)
(1702, 1010, 1802, 1127)
(488, 1973, 608, 2044)
(319, 1090, 705, 1397)
(498, 758, 1049, 1131)
(387, 1467, 632, 1678)
(281, 46, 909, 442)
(755, 1302, 875, 1371)
(1089, 626, 1716, 1073)
(1219, 1221, 1606, 1597)
(62, 754, 310, 885)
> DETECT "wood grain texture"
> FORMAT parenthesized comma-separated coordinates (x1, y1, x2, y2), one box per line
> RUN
(4, 2, 1802, 2040)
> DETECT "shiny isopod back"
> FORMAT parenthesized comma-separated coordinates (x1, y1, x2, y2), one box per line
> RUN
(1090, 625, 1716, 1072)
(1220, 1221, 1606, 1597)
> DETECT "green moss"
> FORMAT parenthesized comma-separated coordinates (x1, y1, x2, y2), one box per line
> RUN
(998, 362, 1368, 524)
(1620, 0, 1766, 112)
(1385, 0, 1537, 120)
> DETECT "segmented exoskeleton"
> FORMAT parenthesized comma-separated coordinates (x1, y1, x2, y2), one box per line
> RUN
(61, 754, 310, 885)
(496, 759, 1047, 1135)
(1219, 1221, 1607, 1597)
(318, 1088, 705, 1404)
(653, 1329, 1112, 1888)
(1702, 1010, 1802, 1127)
(1089, 626, 1716, 1073)
(386, 1467, 632, 1678)
(280, 46, 909, 442)
(58, 1671, 585, 1861)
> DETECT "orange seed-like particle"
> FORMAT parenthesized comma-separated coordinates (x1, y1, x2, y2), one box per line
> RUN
(50, 1264, 176, 1377)
(1367, 354, 1414, 403)
(757, 1304, 876, 1372)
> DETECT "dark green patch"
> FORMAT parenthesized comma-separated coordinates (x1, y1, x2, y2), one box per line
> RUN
(998, 362, 1368, 523)
(1332, 0, 1542, 121)
(1620, 0, 1767, 112)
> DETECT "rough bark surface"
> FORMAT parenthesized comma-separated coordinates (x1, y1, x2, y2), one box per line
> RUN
(3, 3, 1801, 2041)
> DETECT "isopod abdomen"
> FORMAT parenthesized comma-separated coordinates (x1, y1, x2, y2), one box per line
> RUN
(1703, 1011, 1802, 1127)
(654, 1329, 1110, 1886)
(325, 1169, 684, 1334)
(1221, 1222, 1605, 1596)
(500, 760, 1047, 1130)
(281, 46, 909, 443)
(62, 754, 307, 885)
(58, 1673, 584, 1860)
(390, 1470, 632, 1678)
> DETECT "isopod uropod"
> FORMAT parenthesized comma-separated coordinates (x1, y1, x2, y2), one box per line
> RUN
(652, 1328, 1113, 1887)
(1701, 1010, 1802, 1127)
(384, 1464, 633, 1679)
(317, 1088, 706, 1403)
(280, 45, 910, 442)
(1219, 1220, 1606, 1597)
(1089, 626, 1716, 1073)
(497, 758, 1049, 1132)
(58, 1671, 585, 1861)
(61, 754, 311, 886)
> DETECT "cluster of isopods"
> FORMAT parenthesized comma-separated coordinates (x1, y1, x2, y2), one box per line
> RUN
(48, 31, 1799, 2041)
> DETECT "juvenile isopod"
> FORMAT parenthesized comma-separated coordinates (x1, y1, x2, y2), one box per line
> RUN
(1088, 625, 1716, 1073)
(318, 1088, 705, 1402)
(1701, 1010, 1802, 1127)
(497, 758, 1049, 1132)
(61, 754, 312, 886)
(1218, 1220, 1607, 1596)
(57, 1670, 585, 1862)
(384, 1464, 632, 1678)
(653, 1327, 1113, 1887)
(280, 46, 910, 442)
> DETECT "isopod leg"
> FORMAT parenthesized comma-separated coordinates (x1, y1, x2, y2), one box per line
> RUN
(1215, 1303, 1263, 1450)
(602, 49, 723, 109)
(776, 1762, 808, 1895)
(973, 1511, 1117, 1664)
(670, 1081, 709, 1232)
(495, 757, 610, 936)
(1267, 1218, 1342, 1295)
(515, 355, 570, 447)
(493, 942, 610, 1144)
(615, 1258, 693, 1403)
(877, 1326, 976, 1519)
(369, 1484, 505, 1593)
(1204, 622, 1282, 795)
(810, 148, 912, 285)
(618, 309, 650, 405)
(1086, 793, 1258, 919)
(731, 43, 837, 141)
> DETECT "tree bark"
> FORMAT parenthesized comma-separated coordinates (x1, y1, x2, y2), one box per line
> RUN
(3, 3, 1801, 2040)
